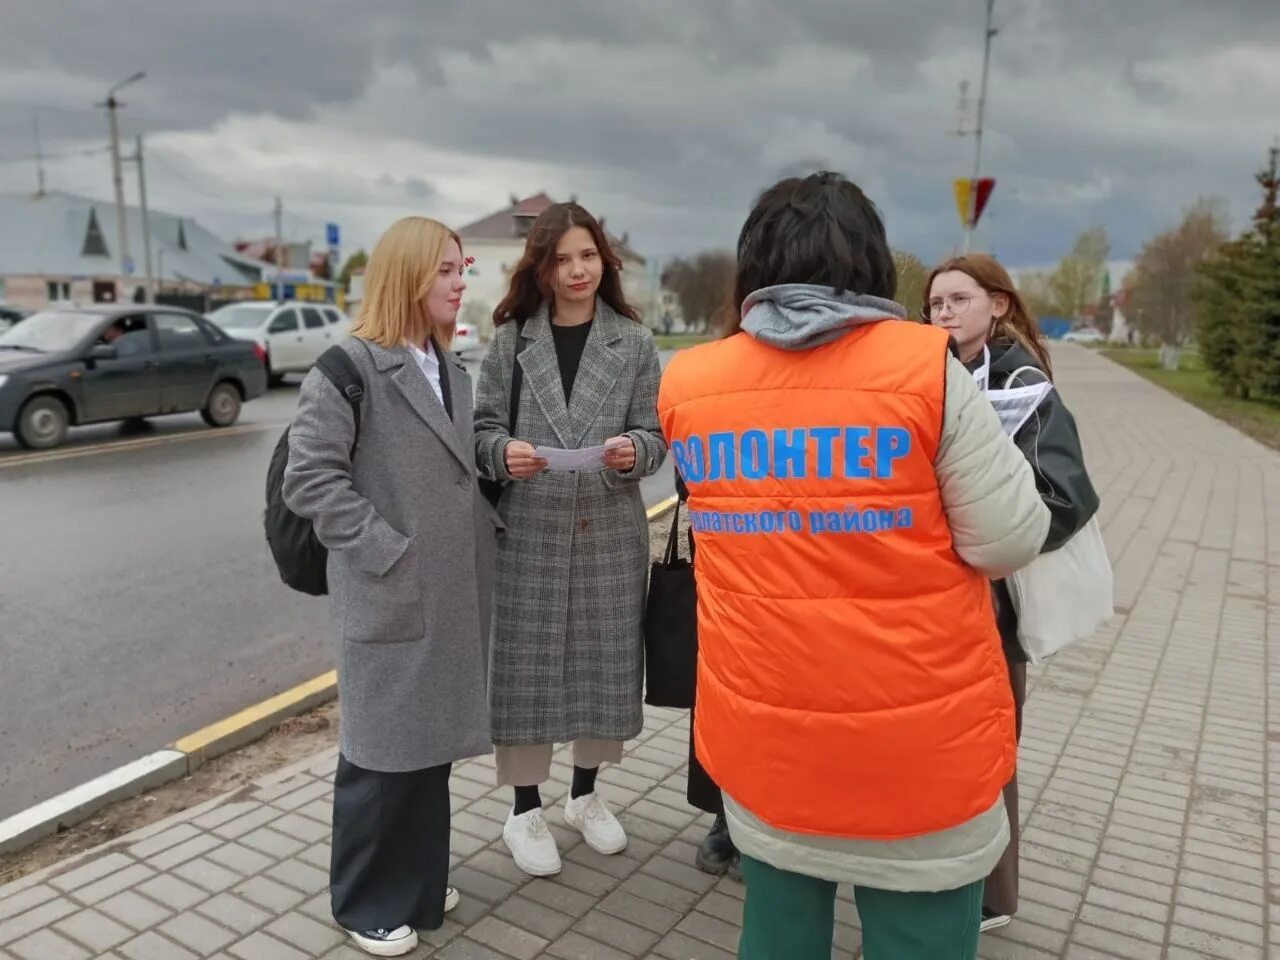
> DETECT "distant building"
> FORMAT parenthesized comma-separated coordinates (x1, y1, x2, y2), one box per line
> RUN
(0, 190, 270, 310)
(233, 238, 317, 277)
(456, 192, 651, 339)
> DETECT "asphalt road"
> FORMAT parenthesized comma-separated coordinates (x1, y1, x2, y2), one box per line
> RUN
(0, 352, 676, 819)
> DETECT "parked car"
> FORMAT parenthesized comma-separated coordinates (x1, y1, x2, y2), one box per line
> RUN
(206, 301, 350, 385)
(0, 306, 267, 450)
(1063, 327, 1105, 344)
(453, 320, 480, 356)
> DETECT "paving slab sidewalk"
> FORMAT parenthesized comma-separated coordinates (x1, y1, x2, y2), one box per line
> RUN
(2, 344, 1278, 960)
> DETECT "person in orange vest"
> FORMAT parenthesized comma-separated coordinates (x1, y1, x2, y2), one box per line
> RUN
(657, 171, 1051, 960)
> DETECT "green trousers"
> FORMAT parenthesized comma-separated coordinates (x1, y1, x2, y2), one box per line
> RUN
(738, 855, 984, 960)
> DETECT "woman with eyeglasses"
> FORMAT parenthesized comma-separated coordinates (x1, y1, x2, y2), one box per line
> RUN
(924, 255, 1100, 935)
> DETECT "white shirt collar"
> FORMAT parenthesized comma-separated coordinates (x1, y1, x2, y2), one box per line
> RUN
(407, 340, 439, 367)
(406, 339, 444, 404)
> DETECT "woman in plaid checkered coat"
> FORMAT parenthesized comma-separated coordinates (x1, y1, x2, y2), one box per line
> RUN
(474, 202, 667, 878)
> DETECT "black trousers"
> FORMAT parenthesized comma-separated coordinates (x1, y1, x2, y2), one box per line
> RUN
(687, 705, 724, 816)
(330, 754, 453, 932)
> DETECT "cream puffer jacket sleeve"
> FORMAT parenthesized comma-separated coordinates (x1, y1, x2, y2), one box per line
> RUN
(933, 353, 1050, 578)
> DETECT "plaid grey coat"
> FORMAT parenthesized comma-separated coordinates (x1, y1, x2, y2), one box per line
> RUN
(474, 301, 666, 746)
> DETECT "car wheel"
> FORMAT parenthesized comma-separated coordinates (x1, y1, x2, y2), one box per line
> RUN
(16, 396, 70, 449)
(201, 382, 242, 428)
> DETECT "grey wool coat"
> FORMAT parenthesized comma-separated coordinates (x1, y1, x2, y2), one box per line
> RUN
(474, 301, 667, 746)
(282, 337, 499, 772)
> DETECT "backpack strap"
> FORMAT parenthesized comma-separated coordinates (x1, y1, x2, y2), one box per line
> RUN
(1004, 365, 1048, 389)
(314, 345, 365, 450)
(508, 319, 526, 434)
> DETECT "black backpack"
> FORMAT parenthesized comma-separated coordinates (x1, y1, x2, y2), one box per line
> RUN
(264, 346, 365, 596)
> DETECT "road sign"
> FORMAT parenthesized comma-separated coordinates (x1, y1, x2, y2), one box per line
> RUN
(123, 256, 135, 276)
(326, 223, 340, 247)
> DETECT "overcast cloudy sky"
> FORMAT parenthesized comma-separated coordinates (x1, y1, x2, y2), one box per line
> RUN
(0, 0, 1277, 272)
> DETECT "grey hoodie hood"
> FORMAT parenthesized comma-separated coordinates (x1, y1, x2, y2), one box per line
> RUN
(740, 283, 906, 351)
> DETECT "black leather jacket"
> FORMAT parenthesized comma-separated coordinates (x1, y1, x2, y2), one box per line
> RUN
(969, 339, 1100, 663)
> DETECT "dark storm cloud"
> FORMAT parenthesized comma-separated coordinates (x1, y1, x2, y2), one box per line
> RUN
(0, 0, 1276, 265)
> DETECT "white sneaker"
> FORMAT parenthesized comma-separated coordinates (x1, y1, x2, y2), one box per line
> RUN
(564, 792, 628, 855)
(444, 886, 459, 913)
(345, 925, 418, 957)
(503, 807, 562, 876)
(980, 910, 1012, 932)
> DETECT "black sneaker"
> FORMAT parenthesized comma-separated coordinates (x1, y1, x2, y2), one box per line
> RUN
(980, 907, 1012, 932)
(695, 814, 739, 877)
(345, 925, 418, 956)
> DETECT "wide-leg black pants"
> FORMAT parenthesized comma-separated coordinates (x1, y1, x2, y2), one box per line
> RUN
(329, 754, 453, 932)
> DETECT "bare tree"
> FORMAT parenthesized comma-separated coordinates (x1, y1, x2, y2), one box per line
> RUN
(1048, 226, 1110, 320)
(1127, 198, 1229, 369)
(662, 251, 736, 333)
(892, 251, 928, 320)
(1019, 272, 1066, 319)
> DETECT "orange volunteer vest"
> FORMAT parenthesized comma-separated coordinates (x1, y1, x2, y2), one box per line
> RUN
(658, 319, 1015, 840)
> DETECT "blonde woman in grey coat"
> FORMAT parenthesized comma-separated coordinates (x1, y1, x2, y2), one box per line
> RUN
(475, 202, 666, 878)
(284, 217, 497, 957)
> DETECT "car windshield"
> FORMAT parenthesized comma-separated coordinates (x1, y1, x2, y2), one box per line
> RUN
(0, 311, 104, 352)
(209, 305, 273, 329)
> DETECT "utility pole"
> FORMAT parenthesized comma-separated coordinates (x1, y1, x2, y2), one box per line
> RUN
(98, 72, 145, 282)
(273, 195, 285, 301)
(963, 0, 997, 253)
(130, 135, 156, 304)
(33, 118, 46, 197)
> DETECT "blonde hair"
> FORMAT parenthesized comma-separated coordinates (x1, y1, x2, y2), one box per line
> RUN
(349, 216, 461, 349)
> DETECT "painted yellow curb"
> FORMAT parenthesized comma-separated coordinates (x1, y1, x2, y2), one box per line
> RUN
(172, 670, 338, 768)
(646, 494, 679, 520)
(165, 495, 676, 771)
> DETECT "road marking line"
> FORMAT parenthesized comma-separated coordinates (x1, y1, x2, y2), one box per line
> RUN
(174, 500, 674, 758)
(171, 670, 338, 757)
(0, 422, 279, 469)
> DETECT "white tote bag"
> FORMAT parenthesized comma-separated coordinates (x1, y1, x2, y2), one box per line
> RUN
(1006, 515, 1113, 664)
(973, 352, 1115, 663)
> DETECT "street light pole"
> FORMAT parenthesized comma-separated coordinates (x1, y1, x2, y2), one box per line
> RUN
(132, 135, 155, 304)
(33, 118, 46, 197)
(98, 72, 145, 287)
(963, 0, 997, 253)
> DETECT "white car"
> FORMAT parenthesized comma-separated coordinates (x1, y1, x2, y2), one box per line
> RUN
(453, 320, 480, 357)
(0, 302, 28, 333)
(1063, 327, 1104, 344)
(207, 301, 350, 385)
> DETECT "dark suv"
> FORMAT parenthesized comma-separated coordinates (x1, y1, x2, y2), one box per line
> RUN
(0, 305, 268, 449)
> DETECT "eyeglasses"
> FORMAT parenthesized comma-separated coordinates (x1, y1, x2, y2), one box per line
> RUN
(924, 292, 987, 320)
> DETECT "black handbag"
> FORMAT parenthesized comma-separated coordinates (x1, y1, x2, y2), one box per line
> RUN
(643, 499, 698, 708)
(479, 320, 525, 508)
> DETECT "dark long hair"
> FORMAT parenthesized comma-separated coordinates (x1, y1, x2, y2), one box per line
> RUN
(725, 171, 896, 336)
(492, 202, 641, 325)
(924, 254, 1053, 379)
